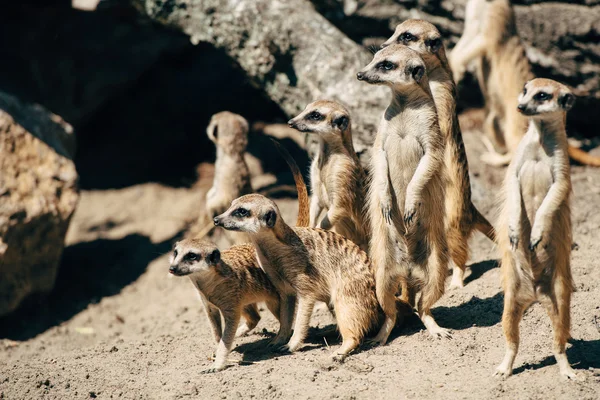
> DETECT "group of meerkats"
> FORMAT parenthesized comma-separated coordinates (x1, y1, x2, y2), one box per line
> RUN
(168, 0, 596, 380)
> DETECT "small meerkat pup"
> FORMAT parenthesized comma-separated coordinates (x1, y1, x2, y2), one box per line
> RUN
(205, 111, 253, 219)
(288, 100, 369, 250)
(357, 44, 450, 344)
(214, 194, 380, 361)
(169, 239, 280, 373)
(495, 78, 578, 380)
(382, 19, 496, 289)
(450, 0, 600, 167)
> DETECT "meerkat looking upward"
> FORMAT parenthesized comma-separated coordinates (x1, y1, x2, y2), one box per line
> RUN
(382, 19, 496, 289)
(450, 0, 600, 167)
(288, 100, 369, 250)
(357, 45, 450, 345)
(495, 78, 578, 380)
(169, 240, 280, 373)
(214, 194, 381, 361)
(205, 111, 253, 219)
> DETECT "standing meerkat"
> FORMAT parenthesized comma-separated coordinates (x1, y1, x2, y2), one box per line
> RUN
(205, 111, 253, 219)
(214, 194, 381, 361)
(169, 240, 280, 373)
(450, 0, 600, 167)
(382, 19, 496, 289)
(495, 78, 578, 380)
(288, 100, 369, 250)
(357, 44, 450, 344)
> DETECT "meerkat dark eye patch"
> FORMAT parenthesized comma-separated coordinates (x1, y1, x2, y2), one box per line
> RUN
(232, 208, 250, 218)
(376, 61, 396, 71)
(522, 86, 527, 95)
(207, 249, 220, 265)
(173, 249, 178, 258)
(398, 32, 416, 42)
(558, 93, 575, 110)
(533, 92, 552, 101)
(184, 252, 199, 262)
(307, 111, 323, 121)
(425, 38, 442, 52)
(264, 210, 277, 228)
(212, 125, 218, 139)
(332, 115, 349, 131)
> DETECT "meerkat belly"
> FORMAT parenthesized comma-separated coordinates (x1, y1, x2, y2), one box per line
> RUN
(387, 135, 424, 205)
(519, 160, 552, 224)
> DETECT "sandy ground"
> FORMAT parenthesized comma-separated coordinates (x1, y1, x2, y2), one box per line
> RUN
(1, 123, 600, 399)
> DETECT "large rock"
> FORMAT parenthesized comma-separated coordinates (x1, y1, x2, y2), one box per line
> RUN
(0, 92, 79, 317)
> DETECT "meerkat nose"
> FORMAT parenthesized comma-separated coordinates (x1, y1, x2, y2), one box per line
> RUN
(213, 217, 221, 226)
(517, 104, 526, 112)
(287, 119, 295, 127)
(356, 72, 365, 81)
(169, 266, 177, 274)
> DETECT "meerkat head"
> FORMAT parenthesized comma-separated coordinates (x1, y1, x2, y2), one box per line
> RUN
(169, 239, 221, 276)
(517, 78, 575, 118)
(288, 100, 350, 141)
(381, 19, 446, 67)
(357, 44, 428, 91)
(214, 194, 281, 234)
(206, 111, 249, 154)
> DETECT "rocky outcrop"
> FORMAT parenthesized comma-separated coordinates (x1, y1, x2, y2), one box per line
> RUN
(0, 92, 79, 317)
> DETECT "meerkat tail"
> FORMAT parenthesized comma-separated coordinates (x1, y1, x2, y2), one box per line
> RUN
(270, 138, 310, 227)
(567, 145, 600, 167)
(472, 206, 496, 242)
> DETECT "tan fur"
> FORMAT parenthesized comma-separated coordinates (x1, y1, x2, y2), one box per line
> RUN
(288, 100, 369, 250)
(215, 194, 380, 361)
(357, 44, 450, 344)
(383, 19, 496, 289)
(450, 0, 600, 167)
(169, 240, 280, 373)
(495, 79, 578, 380)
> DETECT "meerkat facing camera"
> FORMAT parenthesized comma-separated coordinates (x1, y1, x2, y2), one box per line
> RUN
(214, 194, 381, 361)
(357, 44, 450, 345)
(495, 78, 578, 380)
(288, 100, 369, 250)
(382, 19, 495, 289)
(450, 0, 600, 167)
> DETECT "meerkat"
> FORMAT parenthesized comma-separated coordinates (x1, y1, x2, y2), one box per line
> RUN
(357, 44, 450, 344)
(196, 111, 253, 239)
(450, 0, 600, 167)
(495, 78, 579, 380)
(287, 100, 369, 250)
(382, 19, 496, 289)
(214, 194, 381, 361)
(169, 239, 280, 373)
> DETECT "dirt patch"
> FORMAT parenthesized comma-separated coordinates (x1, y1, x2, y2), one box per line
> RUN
(1, 127, 599, 399)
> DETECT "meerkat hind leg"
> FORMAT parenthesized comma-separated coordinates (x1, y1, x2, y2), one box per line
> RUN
(236, 304, 261, 337)
(494, 289, 526, 378)
(537, 279, 580, 380)
(418, 251, 451, 338)
(283, 297, 316, 353)
(203, 310, 241, 374)
(269, 294, 296, 348)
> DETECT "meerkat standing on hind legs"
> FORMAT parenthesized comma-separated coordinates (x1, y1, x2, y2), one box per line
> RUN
(214, 193, 381, 361)
(382, 19, 496, 289)
(449, 0, 600, 167)
(288, 100, 369, 250)
(169, 240, 281, 373)
(495, 78, 579, 380)
(357, 45, 450, 344)
(194, 112, 253, 239)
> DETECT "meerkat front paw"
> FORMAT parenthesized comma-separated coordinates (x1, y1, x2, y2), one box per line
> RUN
(201, 364, 227, 374)
(529, 223, 545, 251)
(403, 200, 420, 226)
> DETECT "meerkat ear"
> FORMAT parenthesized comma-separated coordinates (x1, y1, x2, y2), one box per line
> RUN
(558, 93, 575, 111)
(332, 115, 349, 131)
(411, 65, 425, 82)
(208, 249, 220, 265)
(426, 38, 442, 53)
(264, 210, 277, 228)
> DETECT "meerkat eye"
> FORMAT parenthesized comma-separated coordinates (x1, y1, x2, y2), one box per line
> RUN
(307, 111, 323, 121)
(212, 125, 218, 139)
(173, 249, 178, 258)
(232, 207, 249, 218)
(399, 32, 416, 42)
(377, 61, 396, 71)
(533, 92, 552, 101)
(184, 252, 199, 262)
(522, 87, 527, 95)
